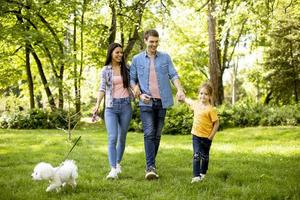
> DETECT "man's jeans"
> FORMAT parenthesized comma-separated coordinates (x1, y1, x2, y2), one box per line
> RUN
(105, 97, 132, 168)
(192, 135, 212, 177)
(140, 100, 166, 170)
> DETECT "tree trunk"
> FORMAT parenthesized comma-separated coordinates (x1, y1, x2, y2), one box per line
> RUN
(289, 40, 299, 103)
(73, 9, 81, 113)
(123, 2, 146, 61)
(38, 13, 65, 109)
(15, 5, 35, 109)
(208, 0, 222, 105)
(108, 0, 116, 44)
(25, 42, 35, 109)
(232, 57, 238, 105)
(78, 0, 87, 114)
(30, 45, 56, 110)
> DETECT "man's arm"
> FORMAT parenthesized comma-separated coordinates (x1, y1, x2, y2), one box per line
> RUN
(164, 54, 186, 101)
(173, 79, 185, 102)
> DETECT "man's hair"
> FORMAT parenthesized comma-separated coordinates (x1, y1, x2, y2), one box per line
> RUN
(144, 29, 159, 40)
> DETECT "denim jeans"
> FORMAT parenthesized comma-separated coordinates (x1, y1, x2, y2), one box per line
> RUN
(104, 97, 132, 168)
(140, 99, 166, 170)
(192, 135, 212, 177)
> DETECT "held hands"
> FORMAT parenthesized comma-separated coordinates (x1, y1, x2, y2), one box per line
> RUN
(140, 94, 151, 104)
(133, 85, 141, 98)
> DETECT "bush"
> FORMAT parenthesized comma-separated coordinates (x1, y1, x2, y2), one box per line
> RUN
(128, 102, 193, 135)
(0, 109, 80, 129)
(129, 101, 300, 135)
(128, 101, 143, 132)
(219, 102, 300, 128)
(163, 103, 193, 135)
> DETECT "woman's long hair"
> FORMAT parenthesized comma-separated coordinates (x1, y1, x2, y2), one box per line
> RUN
(104, 43, 129, 88)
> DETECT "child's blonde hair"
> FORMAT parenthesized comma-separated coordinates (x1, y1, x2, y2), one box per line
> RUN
(199, 82, 213, 104)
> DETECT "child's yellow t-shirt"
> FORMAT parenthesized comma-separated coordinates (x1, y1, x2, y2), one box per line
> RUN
(191, 103, 218, 138)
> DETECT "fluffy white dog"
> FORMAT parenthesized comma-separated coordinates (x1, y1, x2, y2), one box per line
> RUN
(31, 160, 78, 192)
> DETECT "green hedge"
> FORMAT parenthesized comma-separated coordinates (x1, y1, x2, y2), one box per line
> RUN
(0, 109, 80, 129)
(129, 102, 300, 135)
(1, 103, 299, 132)
(219, 102, 300, 128)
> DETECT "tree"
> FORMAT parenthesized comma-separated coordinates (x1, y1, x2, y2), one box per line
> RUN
(264, 16, 300, 104)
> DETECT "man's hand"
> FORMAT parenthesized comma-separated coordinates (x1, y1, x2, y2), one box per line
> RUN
(140, 94, 151, 104)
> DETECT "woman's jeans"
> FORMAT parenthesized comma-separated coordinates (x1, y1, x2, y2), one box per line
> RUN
(192, 135, 212, 177)
(140, 99, 166, 170)
(104, 97, 132, 168)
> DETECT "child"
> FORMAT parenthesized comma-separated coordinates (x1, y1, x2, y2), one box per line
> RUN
(184, 83, 219, 183)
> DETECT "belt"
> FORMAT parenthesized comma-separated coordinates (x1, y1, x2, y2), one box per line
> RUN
(151, 98, 161, 101)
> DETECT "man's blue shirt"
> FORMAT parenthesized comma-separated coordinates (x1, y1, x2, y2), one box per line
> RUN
(130, 51, 179, 108)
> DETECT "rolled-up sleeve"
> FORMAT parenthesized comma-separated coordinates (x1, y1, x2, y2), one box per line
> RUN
(166, 54, 179, 81)
(130, 57, 138, 86)
(98, 68, 106, 93)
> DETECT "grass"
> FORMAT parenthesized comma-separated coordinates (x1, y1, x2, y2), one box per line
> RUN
(0, 124, 299, 200)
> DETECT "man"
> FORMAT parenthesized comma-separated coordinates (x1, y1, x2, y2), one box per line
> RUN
(130, 29, 185, 180)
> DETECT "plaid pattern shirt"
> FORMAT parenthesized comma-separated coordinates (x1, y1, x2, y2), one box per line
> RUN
(99, 65, 133, 108)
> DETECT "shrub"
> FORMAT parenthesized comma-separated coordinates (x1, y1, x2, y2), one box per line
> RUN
(128, 101, 143, 132)
(102, 101, 300, 135)
(128, 102, 193, 135)
(0, 109, 80, 129)
(163, 103, 193, 135)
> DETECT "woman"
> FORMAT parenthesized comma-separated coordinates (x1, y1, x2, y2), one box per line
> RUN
(93, 43, 134, 179)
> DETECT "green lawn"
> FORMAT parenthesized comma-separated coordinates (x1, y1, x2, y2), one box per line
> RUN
(0, 124, 299, 200)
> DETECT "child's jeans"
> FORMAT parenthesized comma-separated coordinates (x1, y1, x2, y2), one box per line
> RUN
(192, 135, 212, 177)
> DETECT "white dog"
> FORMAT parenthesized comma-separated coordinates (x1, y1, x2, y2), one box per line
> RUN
(31, 160, 78, 192)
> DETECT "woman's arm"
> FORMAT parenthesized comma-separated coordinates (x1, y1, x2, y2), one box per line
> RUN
(93, 91, 105, 113)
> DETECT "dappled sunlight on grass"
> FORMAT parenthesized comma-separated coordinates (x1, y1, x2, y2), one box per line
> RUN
(29, 144, 44, 151)
(214, 143, 300, 155)
(160, 143, 192, 151)
(124, 146, 143, 154)
(0, 126, 299, 200)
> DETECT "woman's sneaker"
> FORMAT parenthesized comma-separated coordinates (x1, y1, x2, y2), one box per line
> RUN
(116, 164, 122, 174)
(106, 168, 118, 179)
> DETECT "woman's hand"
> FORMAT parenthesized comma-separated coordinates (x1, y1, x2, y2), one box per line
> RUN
(133, 85, 141, 98)
(92, 107, 99, 122)
(140, 94, 151, 104)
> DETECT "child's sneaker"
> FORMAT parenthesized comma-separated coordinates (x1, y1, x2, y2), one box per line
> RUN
(191, 176, 202, 183)
(191, 174, 206, 183)
(116, 164, 122, 174)
(200, 173, 206, 180)
(106, 168, 118, 179)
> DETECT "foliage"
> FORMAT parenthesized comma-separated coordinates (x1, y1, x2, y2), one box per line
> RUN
(263, 15, 300, 104)
(128, 102, 193, 135)
(163, 103, 193, 135)
(219, 102, 300, 128)
(0, 127, 300, 199)
(128, 101, 142, 132)
(0, 109, 80, 129)
(129, 101, 300, 135)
